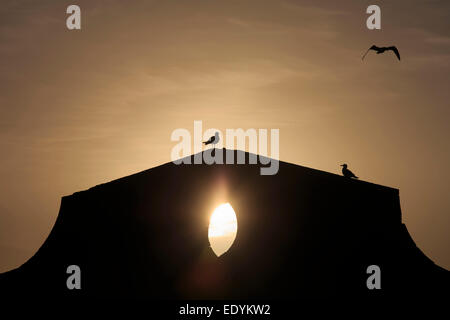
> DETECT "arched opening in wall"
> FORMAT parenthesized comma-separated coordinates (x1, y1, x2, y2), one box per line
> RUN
(208, 203, 238, 257)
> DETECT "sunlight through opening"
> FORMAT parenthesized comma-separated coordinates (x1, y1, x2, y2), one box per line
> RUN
(208, 203, 238, 257)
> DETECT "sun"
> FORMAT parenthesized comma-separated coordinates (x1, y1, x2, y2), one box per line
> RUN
(208, 203, 238, 257)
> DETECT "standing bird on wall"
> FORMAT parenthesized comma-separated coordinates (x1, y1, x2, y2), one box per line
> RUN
(341, 164, 358, 179)
(362, 45, 401, 61)
(203, 132, 220, 148)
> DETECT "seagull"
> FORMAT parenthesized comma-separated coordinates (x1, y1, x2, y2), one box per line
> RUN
(203, 132, 220, 148)
(362, 45, 401, 61)
(340, 164, 358, 179)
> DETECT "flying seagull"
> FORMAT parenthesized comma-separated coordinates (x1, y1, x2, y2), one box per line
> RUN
(362, 45, 401, 61)
(203, 132, 220, 148)
(341, 164, 358, 179)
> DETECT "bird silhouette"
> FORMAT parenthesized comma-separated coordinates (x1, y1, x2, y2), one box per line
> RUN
(203, 132, 220, 148)
(362, 45, 401, 61)
(340, 164, 358, 179)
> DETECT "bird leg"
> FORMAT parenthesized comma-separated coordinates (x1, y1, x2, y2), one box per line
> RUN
(361, 48, 371, 60)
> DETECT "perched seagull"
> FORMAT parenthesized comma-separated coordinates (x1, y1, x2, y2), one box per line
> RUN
(341, 164, 358, 179)
(362, 45, 401, 61)
(203, 132, 220, 148)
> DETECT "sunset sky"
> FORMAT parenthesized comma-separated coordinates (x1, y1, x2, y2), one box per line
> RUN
(0, 0, 449, 272)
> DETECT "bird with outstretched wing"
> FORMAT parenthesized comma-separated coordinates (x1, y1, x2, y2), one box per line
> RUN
(362, 45, 401, 61)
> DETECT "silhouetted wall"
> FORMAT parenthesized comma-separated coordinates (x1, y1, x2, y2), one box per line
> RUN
(0, 150, 447, 298)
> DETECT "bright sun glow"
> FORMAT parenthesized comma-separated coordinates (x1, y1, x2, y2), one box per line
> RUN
(208, 203, 238, 257)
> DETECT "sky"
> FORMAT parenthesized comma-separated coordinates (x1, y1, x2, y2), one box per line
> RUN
(0, 0, 449, 272)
